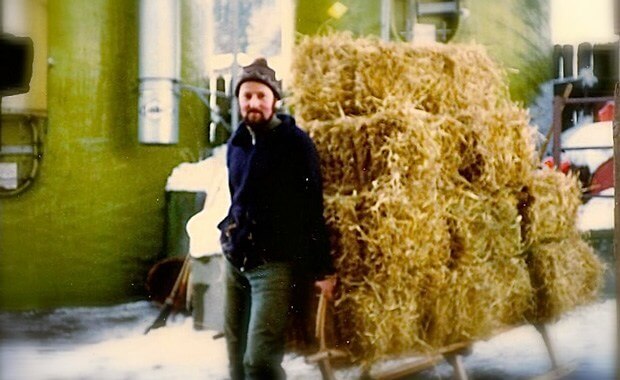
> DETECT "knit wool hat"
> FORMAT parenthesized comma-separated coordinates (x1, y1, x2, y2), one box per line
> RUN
(234, 58, 282, 100)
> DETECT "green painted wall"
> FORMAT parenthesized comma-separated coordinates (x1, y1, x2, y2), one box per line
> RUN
(451, 0, 552, 104)
(0, 0, 208, 310)
(295, 0, 552, 104)
(296, 0, 381, 37)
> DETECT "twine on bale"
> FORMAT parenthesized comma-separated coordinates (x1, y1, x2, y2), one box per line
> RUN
(290, 32, 604, 366)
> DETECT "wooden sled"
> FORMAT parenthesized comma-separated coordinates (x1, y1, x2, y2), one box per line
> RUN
(307, 292, 575, 380)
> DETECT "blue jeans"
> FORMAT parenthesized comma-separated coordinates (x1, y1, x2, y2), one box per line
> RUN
(224, 261, 293, 380)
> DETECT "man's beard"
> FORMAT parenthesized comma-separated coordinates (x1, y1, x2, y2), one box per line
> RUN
(243, 108, 275, 129)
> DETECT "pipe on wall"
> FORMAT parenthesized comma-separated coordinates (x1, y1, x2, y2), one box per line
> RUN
(381, 0, 391, 41)
(138, 0, 180, 144)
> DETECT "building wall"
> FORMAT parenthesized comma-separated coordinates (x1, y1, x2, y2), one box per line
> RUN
(0, 0, 208, 310)
(296, 0, 381, 37)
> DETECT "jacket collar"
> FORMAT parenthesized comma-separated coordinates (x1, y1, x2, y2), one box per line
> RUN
(231, 113, 295, 147)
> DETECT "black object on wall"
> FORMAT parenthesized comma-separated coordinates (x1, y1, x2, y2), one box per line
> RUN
(0, 33, 34, 97)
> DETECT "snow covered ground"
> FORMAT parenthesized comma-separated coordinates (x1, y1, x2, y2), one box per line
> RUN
(0, 298, 615, 380)
(579, 188, 614, 231)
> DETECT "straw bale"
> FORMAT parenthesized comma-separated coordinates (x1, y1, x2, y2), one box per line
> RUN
(323, 192, 371, 281)
(291, 33, 511, 122)
(523, 168, 583, 247)
(324, 190, 450, 286)
(526, 234, 605, 324)
(289, 32, 602, 365)
(324, 189, 451, 364)
(422, 258, 532, 348)
(333, 271, 429, 364)
(317, 154, 595, 364)
(361, 191, 450, 269)
(431, 114, 481, 188)
(351, 41, 449, 116)
(301, 103, 537, 198)
(290, 33, 361, 120)
(416, 188, 534, 347)
(303, 108, 443, 195)
(304, 117, 383, 194)
(444, 188, 524, 266)
(322, 185, 528, 363)
(449, 105, 538, 192)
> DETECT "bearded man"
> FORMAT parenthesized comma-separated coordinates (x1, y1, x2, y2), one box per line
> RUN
(218, 58, 336, 380)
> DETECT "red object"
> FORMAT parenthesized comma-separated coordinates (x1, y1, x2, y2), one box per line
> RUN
(542, 156, 571, 174)
(597, 101, 615, 122)
(590, 157, 614, 194)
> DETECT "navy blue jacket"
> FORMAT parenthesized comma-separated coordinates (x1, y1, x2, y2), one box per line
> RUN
(218, 114, 334, 279)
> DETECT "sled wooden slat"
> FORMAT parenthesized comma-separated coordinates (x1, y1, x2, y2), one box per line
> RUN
(528, 364, 577, 380)
(369, 355, 442, 380)
(369, 341, 471, 380)
(306, 349, 349, 363)
(309, 293, 570, 380)
(444, 353, 468, 380)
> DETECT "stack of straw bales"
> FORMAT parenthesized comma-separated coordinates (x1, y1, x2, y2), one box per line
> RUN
(523, 168, 604, 323)
(290, 32, 603, 365)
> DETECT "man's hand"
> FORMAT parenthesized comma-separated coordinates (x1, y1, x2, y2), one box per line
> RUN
(315, 276, 337, 300)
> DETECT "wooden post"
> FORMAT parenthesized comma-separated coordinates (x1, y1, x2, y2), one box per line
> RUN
(535, 324, 559, 369)
(614, 1, 620, 375)
(552, 96, 564, 166)
(315, 292, 336, 380)
(550, 85, 573, 167)
(444, 353, 468, 380)
(614, 82, 620, 380)
(309, 292, 347, 380)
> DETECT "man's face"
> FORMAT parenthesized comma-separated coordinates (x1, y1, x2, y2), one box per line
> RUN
(238, 81, 276, 127)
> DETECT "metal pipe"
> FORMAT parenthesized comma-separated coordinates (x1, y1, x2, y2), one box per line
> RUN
(230, 0, 240, 131)
(564, 96, 614, 105)
(406, 0, 415, 42)
(381, 0, 391, 41)
(562, 146, 613, 151)
(138, 0, 180, 144)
